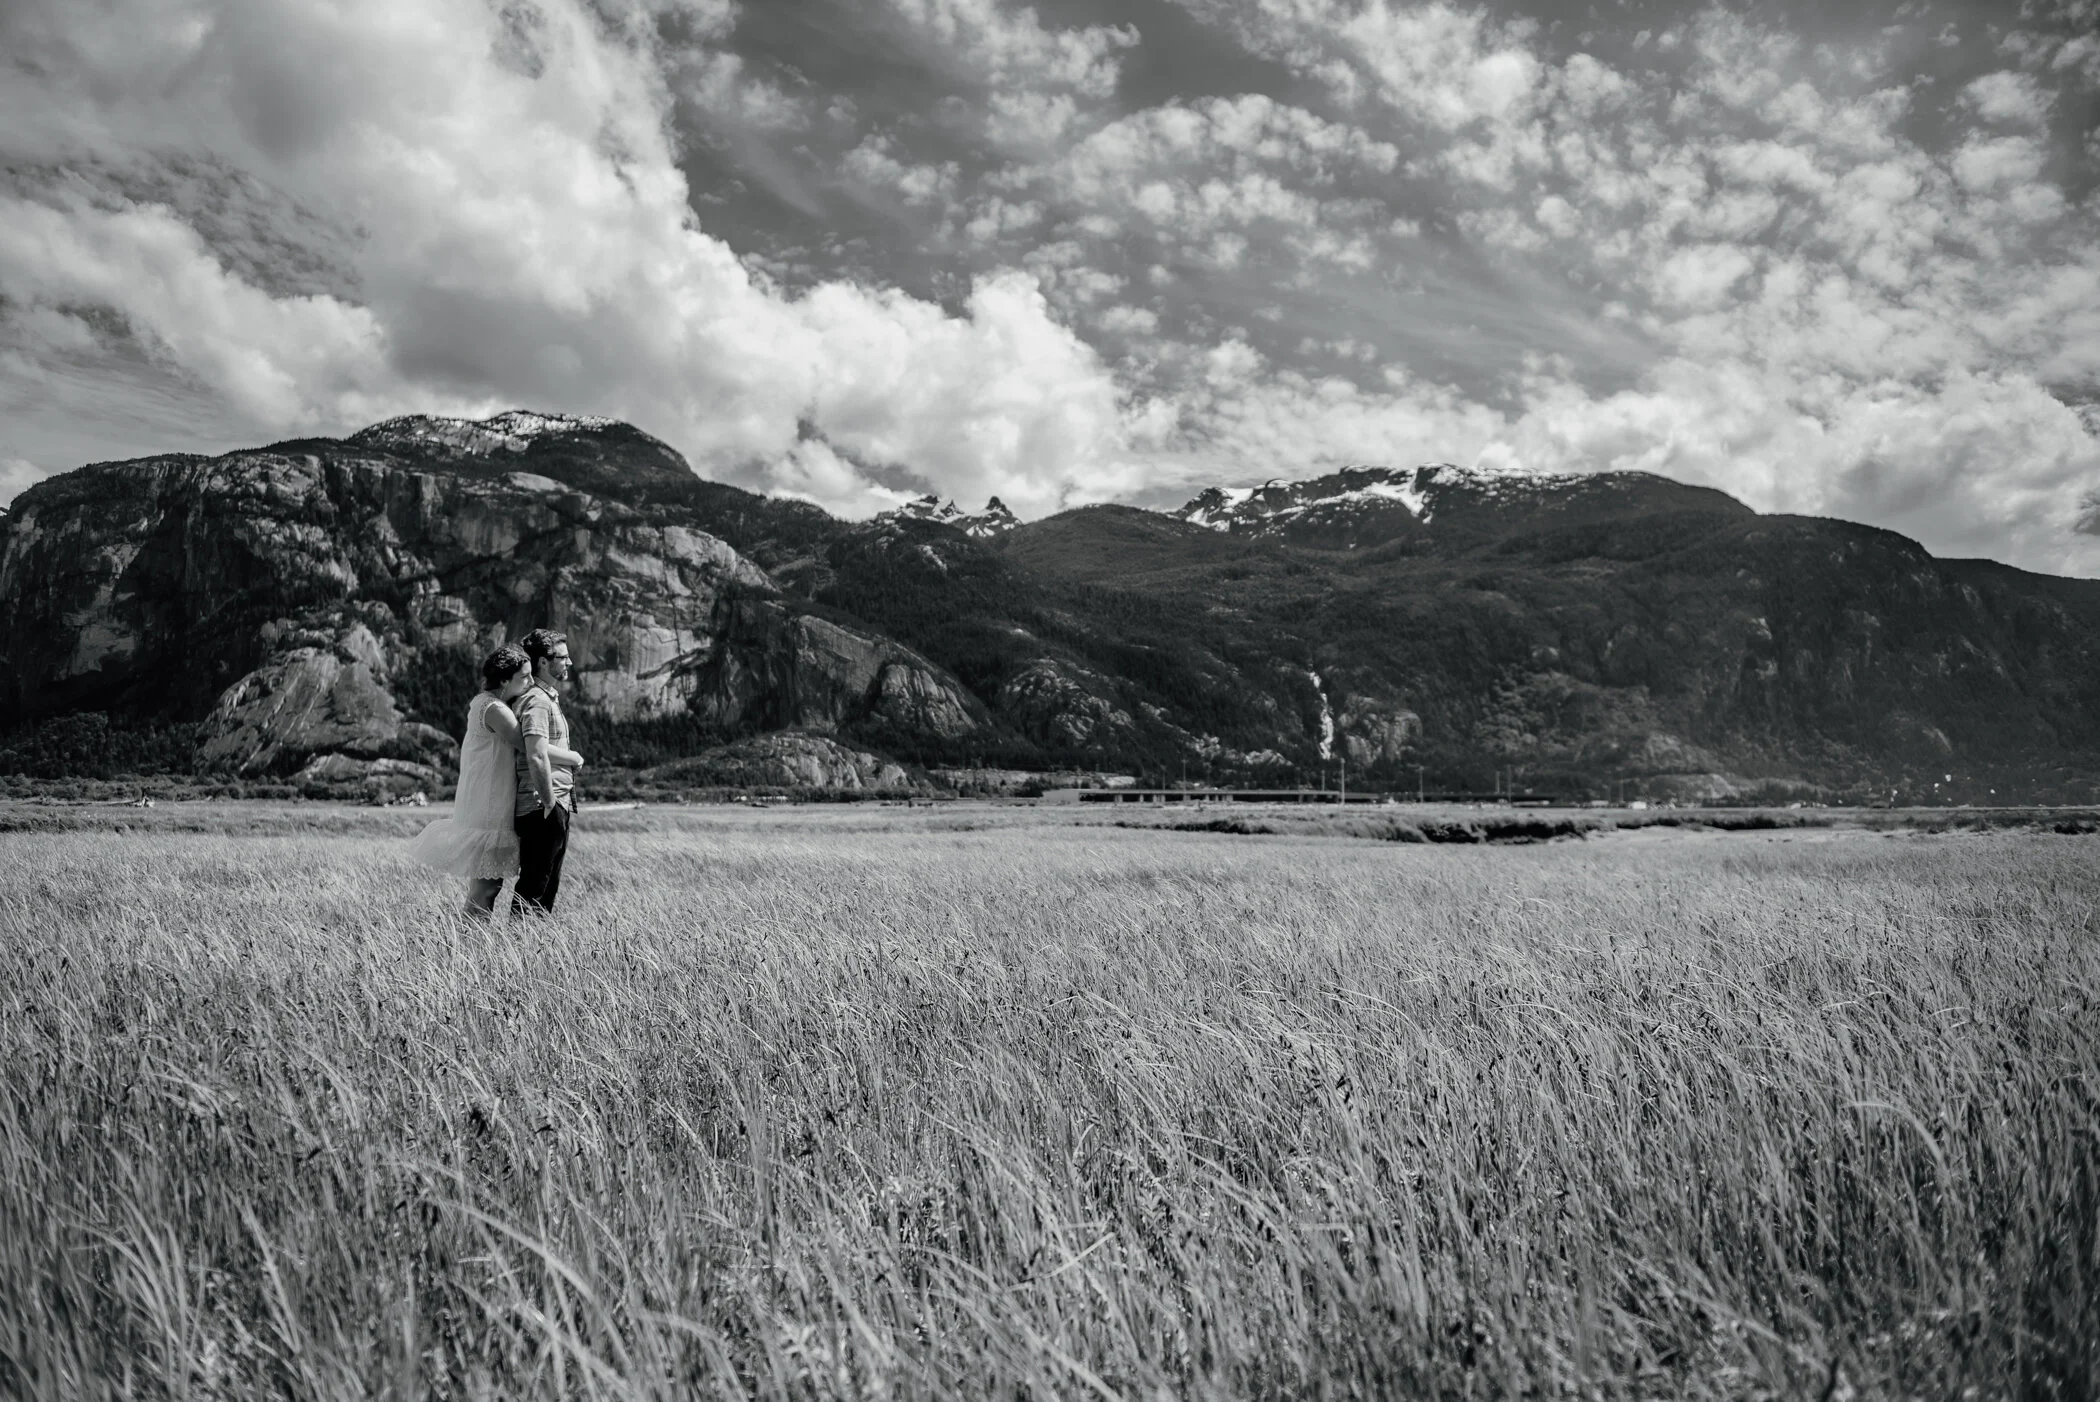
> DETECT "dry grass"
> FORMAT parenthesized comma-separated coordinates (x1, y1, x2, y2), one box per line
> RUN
(1, 809, 2094, 1399)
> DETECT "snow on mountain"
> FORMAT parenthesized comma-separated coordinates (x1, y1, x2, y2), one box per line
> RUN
(1175, 463, 1586, 533)
(884, 494, 1021, 537)
(349, 410, 621, 457)
(1177, 485, 1257, 529)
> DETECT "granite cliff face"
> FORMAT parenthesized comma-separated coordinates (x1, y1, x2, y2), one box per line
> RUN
(638, 732, 915, 792)
(0, 414, 982, 786)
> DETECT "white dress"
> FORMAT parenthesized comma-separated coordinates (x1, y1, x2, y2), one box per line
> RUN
(407, 692, 522, 879)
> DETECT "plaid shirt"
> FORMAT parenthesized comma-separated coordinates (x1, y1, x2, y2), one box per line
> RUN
(512, 682, 574, 816)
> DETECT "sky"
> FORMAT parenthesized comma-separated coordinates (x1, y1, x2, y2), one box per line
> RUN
(2, 0, 2098, 574)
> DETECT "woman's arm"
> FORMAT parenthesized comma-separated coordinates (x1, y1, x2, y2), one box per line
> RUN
(481, 702, 583, 768)
(482, 700, 523, 747)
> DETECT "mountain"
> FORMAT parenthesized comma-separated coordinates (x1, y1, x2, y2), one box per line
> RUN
(1007, 473, 2100, 800)
(5, 411, 2099, 801)
(883, 494, 1020, 537)
(0, 414, 983, 791)
(1174, 463, 1753, 549)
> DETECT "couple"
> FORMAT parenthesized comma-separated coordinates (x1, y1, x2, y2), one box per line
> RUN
(409, 629, 583, 916)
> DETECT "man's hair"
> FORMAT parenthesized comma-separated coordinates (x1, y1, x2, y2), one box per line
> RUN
(479, 645, 530, 692)
(519, 629, 569, 668)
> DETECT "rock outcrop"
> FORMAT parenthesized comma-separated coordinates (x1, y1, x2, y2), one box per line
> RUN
(680, 601, 985, 738)
(0, 414, 983, 780)
(1337, 700, 1422, 768)
(996, 658, 1136, 750)
(199, 617, 454, 775)
(641, 732, 916, 791)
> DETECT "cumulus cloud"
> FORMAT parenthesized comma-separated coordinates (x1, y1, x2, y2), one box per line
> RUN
(841, 137, 958, 206)
(0, 194, 401, 427)
(1011, 94, 1400, 277)
(1176, 0, 1550, 186)
(2, 0, 2097, 576)
(0, 0, 1136, 518)
(682, 50, 814, 132)
(1962, 71, 2053, 126)
(1492, 363, 2100, 573)
(0, 458, 49, 508)
(1127, 338, 1510, 487)
(795, 272, 1137, 514)
(879, 0, 1135, 99)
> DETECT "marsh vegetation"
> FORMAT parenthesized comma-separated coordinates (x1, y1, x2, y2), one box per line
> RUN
(1, 806, 2093, 1398)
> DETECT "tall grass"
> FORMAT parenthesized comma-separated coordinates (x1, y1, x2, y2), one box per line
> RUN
(1, 815, 2094, 1398)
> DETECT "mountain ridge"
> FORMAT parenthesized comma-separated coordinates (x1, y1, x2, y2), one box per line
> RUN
(5, 411, 2097, 802)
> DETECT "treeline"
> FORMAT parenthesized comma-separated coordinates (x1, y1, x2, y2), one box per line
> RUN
(0, 714, 200, 779)
(566, 712, 737, 769)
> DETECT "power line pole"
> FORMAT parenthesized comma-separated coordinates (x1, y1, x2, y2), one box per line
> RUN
(1340, 754, 1346, 806)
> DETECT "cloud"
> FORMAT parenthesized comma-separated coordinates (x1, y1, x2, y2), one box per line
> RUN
(1, 0, 2096, 578)
(0, 458, 49, 508)
(796, 272, 1136, 515)
(1175, 0, 1549, 186)
(841, 137, 958, 206)
(1125, 337, 1513, 492)
(1364, 19, 1538, 131)
(1951, 135, 2049, 192)
(1652, 245, 1757, 312)
(1119, 0, 2100, 572)
(864, 0, 1137, 152)
(1014, 94, 1399, 275)
(1493, 362, 2100, 574)
(0, 0, 1136, 519)
(0, 194, 403, 426)
(1961, 71, 2052, 126)
(879, 0, 1135, 100)
(682, 50, 814, 132)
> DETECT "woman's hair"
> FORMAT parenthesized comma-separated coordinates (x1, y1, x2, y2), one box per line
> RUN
(480, 645, 531, 692)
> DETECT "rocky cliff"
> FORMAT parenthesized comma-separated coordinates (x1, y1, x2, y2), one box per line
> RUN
(0, 414, 983, 787)
(637, 732, 916, 792)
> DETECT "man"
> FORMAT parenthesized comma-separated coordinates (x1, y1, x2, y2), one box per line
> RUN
(512, 628, 582, 915)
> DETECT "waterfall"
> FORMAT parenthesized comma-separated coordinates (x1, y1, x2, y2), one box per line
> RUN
(1310, 670, 1334, 761)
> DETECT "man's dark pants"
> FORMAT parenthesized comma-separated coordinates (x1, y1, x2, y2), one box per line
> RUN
(513, 805, 571, 915)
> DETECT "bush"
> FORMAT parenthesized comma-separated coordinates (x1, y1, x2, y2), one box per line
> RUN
(0, 713, 198, 779)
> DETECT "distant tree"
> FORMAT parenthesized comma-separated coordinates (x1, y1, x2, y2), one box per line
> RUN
(0, 713, 199, 779)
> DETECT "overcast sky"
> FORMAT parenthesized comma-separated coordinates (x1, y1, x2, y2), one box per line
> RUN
(3, 0, 2097, 571)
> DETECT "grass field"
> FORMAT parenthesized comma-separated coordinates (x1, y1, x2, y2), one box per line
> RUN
(1, 804, 2094, 1399)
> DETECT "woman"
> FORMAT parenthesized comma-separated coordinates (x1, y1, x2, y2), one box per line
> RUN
(408, 645, 584, 916)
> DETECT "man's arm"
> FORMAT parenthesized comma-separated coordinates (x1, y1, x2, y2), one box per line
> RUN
(488, 704, 580, 770)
